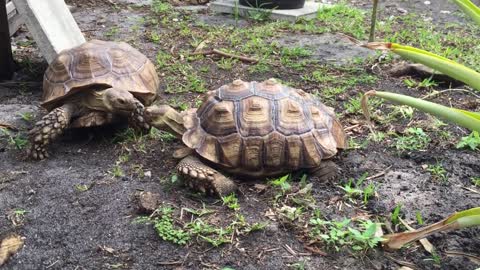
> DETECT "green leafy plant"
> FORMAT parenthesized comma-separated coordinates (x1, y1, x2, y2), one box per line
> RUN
(0, 128, 28, 149)
(153, 207, 191, 245)
(394, 127, 430, 151)
(391, 204, 402, 225)
(222, 193, 240, 211)
(426, 162, 448, 183)
(471, 177, 480, 186)
(456, 131, 480, 150)
(309, 217, 383, 251)
(362, 0, 480, 132)
(339, 173, 376, 205)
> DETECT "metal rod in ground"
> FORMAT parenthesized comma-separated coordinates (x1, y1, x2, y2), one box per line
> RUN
(369, 0, 379, 42)
(0, 0, 15, 80)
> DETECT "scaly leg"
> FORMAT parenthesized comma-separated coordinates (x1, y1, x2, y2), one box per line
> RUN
(128, 101, 150, 134)
(308, 160, 340, 182)
(176, 155, 237, 196)
(28, 103, 77, 160)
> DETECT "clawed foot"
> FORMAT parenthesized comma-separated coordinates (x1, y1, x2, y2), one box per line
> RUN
(176, 155, 237, 196)
(309, 160, 340, 182)
(27, 145, 49, 160)
(129, 102, 150, 133)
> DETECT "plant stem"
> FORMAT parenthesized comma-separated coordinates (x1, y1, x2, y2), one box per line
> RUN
(369, 0, 379, 42)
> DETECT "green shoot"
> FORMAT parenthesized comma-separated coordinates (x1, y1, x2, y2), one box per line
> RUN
(456, 131, 480, 150)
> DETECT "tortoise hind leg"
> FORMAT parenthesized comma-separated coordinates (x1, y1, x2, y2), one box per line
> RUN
(308, 160, 340, 182)
(176, 155, 237, 196)
(28, 103, 76, 160)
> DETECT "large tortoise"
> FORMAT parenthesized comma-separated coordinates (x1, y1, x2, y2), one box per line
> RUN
(28, 40, 159, 159)
(145, 78, 346, 196)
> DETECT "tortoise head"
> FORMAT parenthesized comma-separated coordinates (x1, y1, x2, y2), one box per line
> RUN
(145, 105, 186, 137)
(102, 88, 142, 113)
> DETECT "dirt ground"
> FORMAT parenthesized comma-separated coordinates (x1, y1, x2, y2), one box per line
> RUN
(1, 0, 479, 269)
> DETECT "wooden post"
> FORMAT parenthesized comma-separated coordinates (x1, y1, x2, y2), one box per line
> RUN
(0, 0, 15, 80)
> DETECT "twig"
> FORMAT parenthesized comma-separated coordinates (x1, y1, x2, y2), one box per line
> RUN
(445, 250, 480, 264)
(0, 123, 18, 131)
(191, 49, 258, 64)
(462, 186, 480, 194)
(283, 244, 297, 256)
(157, 261, 183, 265)
(385, 255, 417, 269)
(303, 245, 327, 256)
(365, 166, 392, 180)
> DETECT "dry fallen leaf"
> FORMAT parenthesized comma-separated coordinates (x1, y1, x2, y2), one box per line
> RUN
(0, 234, 24, 266)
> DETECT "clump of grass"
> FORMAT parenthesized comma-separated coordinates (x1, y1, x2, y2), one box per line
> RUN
(456, 131, 480, 150)
(394, 127, 431, 151)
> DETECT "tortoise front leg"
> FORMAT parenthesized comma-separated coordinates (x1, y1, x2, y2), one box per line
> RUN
(308, 160, 340, 182)
(128, 101, 150, 134)
(176, 155, 237, 196)
(28, 103, 77, 160)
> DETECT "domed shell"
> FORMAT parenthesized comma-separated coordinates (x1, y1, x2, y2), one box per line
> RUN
(42, 40, 159, 111)
(182, 79, 346, 171)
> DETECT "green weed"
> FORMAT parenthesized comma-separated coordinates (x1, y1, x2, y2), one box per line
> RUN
(0, 128, 28, 149)
(391, 204, 402, 225)
(19, 112, 34, 122)
(339, 173, 376, 204)
(426, 162, 448, 183)
(471, 177, 480, 186)
(394, 127, 430, 151)
(309, 217, 383, 251)
(456, 131, 480, 151)
(222, 193, 240, 211)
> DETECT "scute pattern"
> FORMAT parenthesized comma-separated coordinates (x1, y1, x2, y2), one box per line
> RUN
(182, 79, 346, 171)
(42, 40, 159, 111)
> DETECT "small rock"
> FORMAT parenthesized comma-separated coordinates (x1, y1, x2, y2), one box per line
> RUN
(264, 223, 279, 236)
(135, 191, 161, 214)
(424, 1, 431, 5)
(440, 10, 451, 14)
(144, 171, 152, 178)
(397, 7, 408, 14)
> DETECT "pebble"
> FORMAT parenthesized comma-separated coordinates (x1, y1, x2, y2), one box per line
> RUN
(424, 1, 431, 5)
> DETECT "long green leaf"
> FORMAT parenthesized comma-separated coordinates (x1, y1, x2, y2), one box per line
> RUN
(364, 42, 480, 92)
(362, 90, 480, 132)
(452, 0, 480, 26)
(382, 207, 480, 250)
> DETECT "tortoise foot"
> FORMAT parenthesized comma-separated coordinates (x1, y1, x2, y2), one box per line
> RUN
(309, 160, 340, 182)
(28, 105, 72, 160)
(129, 102, 150, 134)
(27, 145, 49, 160)
(176, 155, 237, 196)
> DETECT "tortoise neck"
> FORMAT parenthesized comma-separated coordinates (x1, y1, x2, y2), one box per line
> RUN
(150, 105, 186, 137)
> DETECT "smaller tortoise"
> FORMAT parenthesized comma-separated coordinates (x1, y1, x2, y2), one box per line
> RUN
(29, 40, 159, 159)
(145, 78, 346, 196)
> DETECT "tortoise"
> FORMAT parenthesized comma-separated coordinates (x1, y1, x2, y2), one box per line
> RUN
(144, 78, 346, 196)
(28, 40, 160, 159)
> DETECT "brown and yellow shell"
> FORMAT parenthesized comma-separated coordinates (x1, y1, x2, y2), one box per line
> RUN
(182, 79, 346, 172)
(42, 40, 159, 111)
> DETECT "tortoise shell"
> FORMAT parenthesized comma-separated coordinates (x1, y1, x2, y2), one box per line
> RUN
(42, 40, 159, 111)
(182, 79, 346, 171)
